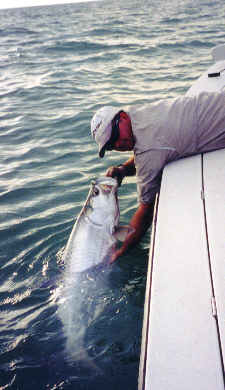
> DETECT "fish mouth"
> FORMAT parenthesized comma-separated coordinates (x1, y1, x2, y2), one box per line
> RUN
(92, 176, 118, 188)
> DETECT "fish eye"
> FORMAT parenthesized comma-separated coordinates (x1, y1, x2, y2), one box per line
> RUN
(93, 187, 99, 196)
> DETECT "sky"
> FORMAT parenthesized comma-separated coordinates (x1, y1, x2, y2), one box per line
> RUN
(0, 0, 95, 9)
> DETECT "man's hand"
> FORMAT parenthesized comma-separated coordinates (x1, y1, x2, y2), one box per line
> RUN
(110, 202, 155, 263)
(106, 165, 125, 186)
(106, 155, 136, 186)
(110, 248, 124, 263)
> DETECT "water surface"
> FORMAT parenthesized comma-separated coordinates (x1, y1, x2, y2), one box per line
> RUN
(0, 0, 224, 388)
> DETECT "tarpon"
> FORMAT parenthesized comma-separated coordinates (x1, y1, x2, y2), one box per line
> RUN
(63, 176, 129, 273)
(58, 176, 131, 361)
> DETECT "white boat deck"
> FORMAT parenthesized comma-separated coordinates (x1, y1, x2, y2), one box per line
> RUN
(138, 150, 225, 389)
(138, 44, 225, 389)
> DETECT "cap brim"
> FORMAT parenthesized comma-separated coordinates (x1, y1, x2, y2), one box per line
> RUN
(98, 121, 113, 158)
(99, 144, 107, 158)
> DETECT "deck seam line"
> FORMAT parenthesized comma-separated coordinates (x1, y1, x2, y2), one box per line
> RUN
(201, 153, 225, 382)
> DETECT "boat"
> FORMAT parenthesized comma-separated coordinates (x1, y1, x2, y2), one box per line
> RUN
(138, 44, 225, 389)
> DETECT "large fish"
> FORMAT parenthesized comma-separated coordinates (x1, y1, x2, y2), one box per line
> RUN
(58, 176, 131, 361)
(63, 176, 129, 273)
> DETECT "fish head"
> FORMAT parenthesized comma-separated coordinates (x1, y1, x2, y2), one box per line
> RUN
(86, 176, 120, 229)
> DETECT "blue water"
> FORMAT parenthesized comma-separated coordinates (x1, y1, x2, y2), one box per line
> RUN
(0, 0, 224, 388)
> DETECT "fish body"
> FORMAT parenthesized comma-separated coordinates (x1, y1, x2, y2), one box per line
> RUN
(58, 177, 122, 361)
(63, 176, 120, 274)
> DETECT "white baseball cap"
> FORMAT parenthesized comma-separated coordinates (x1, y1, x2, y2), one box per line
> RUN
(91, 106, 120, 158)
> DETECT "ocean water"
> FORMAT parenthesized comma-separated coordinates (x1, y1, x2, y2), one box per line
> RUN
(0, 0, 224, 389)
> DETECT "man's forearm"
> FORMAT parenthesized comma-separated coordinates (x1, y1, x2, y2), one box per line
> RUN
(123, 202, 154, 249)
(111, 202, 154, 261)
(121, 156, 136, 176)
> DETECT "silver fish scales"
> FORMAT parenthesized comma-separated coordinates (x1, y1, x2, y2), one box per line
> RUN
(63, 176, 120, 274)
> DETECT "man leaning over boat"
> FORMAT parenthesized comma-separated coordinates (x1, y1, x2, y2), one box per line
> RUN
(91, 91, 225, 261)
